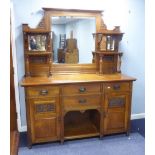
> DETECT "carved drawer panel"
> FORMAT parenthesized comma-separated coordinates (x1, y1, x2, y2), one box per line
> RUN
(29, 97, 59, 116)
(62, 84, 101, 95)
(35, 102, 55, 113)
(63, 94, 101, 111)
(33, 100, 58, 116)
(26, 86, 59, 98)
(108, 97, 125, 107)
(104, 82, 130, 92)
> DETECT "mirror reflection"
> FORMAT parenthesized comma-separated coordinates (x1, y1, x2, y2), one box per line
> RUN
(51, 16, 96, 64)
(28, 35, 47, 51)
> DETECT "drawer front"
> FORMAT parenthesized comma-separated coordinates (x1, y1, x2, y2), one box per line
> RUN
(26, 86, 59, 98)
(104, 82, 130, 92)
(62, 84, 101, 95)
(63, 95, 101, 110)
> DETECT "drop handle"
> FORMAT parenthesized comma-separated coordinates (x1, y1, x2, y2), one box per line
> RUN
(40, 89, 48, 95)
(79, 99, 87, 104)
(79, 87, 86, 92)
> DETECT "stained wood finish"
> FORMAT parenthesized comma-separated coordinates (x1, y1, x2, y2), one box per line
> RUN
(21, 8, 136, 147)
(27, 96, 60, 144)
(63, 94, 101, 111)
(22, 8, 108, 74)
(104, 82, 130, 92)
(21, 74, 136, 86)
(26, 86, 59, 97)
(10, 131, 19, 155)
(23, 24, 52, 77)
(64, 110, 100, 139)
(22, 73, 135, 147)
(62, 83, 101, 95)
(103, 92, 130, 134)
(93, 52, 123, 74)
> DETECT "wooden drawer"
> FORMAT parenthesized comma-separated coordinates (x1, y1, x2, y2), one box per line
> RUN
(26, 86, 59, 98)
(104, 82, 130, 92)
(62, 84, 101, 95)
(63, 95, 101, 111)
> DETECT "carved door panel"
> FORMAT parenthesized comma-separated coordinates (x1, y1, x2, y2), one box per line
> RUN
(103, 92, 130, 134)
(29, 98, 60, 143)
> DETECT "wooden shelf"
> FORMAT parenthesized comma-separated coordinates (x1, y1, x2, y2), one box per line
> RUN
(25, 51, 51, 56)
(64, 118, 99, 140)
(93, 32, 124, 35)
(92, 51, 123, 55)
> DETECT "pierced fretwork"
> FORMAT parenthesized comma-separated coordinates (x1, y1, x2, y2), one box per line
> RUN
(109, 97, 125, 107)
(35, 103, 55, 113)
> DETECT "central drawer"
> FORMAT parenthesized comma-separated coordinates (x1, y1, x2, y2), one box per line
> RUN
(63, 94, 101, 111)
(62, 83, 101, 95)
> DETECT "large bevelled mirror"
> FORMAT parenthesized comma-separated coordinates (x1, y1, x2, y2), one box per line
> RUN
(51, 16, 96, 64)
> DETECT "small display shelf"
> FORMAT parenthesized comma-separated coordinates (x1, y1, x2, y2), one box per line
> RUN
(92, 26, 124, 74)
(92, 26, 124, 52)
(25, 51, 51, 56)
(23, 24, 52, 77)
(64, 110, 100, 139)
(92, 51, 123, 74)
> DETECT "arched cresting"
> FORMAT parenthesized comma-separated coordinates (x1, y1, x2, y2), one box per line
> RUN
(63, 109, 101, 140)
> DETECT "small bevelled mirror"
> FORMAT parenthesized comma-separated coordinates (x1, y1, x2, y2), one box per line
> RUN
(28, 34, 47, 51)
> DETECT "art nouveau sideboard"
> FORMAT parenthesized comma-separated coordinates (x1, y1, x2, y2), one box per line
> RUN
(21, 8, 136, 148)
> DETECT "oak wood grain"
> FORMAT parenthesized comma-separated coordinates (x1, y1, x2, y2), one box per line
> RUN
(21, 73, 136, 86)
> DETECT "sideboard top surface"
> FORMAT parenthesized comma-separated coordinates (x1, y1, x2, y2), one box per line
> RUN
(21, 73, 136, 87)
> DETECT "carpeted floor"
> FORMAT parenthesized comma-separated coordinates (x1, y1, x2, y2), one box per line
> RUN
(19, 133, 145, 155)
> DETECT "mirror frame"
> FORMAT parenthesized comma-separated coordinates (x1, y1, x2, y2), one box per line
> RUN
(37, 8, 106, 73)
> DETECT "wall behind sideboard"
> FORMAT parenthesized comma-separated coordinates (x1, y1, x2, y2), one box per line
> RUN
(11, 0, 145, 130)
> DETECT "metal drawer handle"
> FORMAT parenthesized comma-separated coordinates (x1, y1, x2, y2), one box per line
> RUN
(40, 89, 48, 95)
(79, 99, 87, 104)
(113, 84, 120, 90)
(79, 87, 86, 93)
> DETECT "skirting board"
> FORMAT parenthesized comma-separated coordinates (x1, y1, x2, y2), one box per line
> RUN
(130, 113, 145, 120)
(19, 113, 145, 132)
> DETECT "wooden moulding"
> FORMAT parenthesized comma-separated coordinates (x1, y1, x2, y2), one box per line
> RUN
(37, 8, 107, 74)
(52, 63, 97, 74)
(23, 24, 50, 33)
(23, 8, 125, 75)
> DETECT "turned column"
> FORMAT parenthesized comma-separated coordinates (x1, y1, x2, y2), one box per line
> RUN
(25, 55, 30, 76)
(99, 55, 103, 74)
(117, 53, 123, 73)
(48, 54, 52, 76)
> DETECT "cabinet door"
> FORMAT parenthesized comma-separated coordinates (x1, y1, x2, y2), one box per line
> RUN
(33, 116, 59, 143)
(29, 98, 60, 143)
(103, 92, 130, 134)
